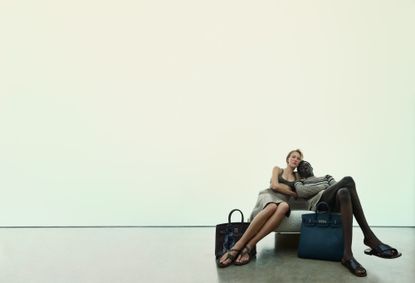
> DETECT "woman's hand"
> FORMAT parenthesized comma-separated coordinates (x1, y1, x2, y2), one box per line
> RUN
(291, 191, 298, 199)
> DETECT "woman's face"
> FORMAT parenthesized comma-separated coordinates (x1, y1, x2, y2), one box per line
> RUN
(287, 152, 302, 168)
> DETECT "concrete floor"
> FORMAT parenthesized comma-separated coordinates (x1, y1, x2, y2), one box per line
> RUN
(0, 227, 413, 283)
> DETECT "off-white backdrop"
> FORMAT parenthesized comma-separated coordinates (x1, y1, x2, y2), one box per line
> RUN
(0, 0, 414, 226)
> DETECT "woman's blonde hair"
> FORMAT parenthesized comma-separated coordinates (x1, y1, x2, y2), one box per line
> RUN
(286, 149, 303, 163)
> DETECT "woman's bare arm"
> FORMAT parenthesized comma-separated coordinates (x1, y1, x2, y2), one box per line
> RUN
(270, 166, 297, 197)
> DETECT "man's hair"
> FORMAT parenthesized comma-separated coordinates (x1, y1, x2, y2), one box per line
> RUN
(297, 160, 312, 177)
(297, 160, 308, 170)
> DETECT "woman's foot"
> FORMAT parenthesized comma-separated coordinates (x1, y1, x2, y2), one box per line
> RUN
(234, 245, 254, 266)
(341, 257, 367, 277)
(217, 249, 240, 268)
(364, 238, 402, 259)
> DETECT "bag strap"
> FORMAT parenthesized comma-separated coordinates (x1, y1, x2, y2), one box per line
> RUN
(228, 209, 244, 223)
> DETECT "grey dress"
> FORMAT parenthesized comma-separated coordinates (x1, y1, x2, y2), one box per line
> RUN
(250, 169, 295, 221)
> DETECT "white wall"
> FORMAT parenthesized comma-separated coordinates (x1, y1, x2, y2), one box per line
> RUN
(0, 0, 414, 226)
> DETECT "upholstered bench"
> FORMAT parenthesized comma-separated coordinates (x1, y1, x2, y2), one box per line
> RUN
(274, 198, 310, 233)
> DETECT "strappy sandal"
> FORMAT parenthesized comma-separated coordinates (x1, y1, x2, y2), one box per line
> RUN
(234, 246, 254, 266)
(216, 249, 240, 268)
(341, 258, 367, 277)
(364, 243, 402, 259)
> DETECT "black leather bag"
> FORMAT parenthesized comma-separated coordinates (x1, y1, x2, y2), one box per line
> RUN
(298, 202, 344, 261)
(215, 209, 255, 259)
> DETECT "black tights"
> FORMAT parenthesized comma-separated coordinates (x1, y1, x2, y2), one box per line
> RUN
(319, 176, 380, 259)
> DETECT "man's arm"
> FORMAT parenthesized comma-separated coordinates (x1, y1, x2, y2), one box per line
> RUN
(295, 179, 327, 199)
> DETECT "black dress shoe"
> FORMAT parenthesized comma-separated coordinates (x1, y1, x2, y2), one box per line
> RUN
(341, 258, 367, 277)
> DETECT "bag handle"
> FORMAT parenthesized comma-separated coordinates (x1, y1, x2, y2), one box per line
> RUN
(316, 202, 330, 213)
(228, 209, 245, 223)
(314, 202, 330, 223)
(315, 202, 338, 224)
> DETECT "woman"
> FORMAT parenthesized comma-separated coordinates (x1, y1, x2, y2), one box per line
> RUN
(217, 149, 302, 267)
(295, 160, 402, 277)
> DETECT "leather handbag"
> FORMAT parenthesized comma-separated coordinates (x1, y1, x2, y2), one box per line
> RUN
(298, 202, 344, 261)
(215, 209, 256, 259)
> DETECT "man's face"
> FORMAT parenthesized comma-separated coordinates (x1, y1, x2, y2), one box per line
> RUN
(298, 161, 313, 178)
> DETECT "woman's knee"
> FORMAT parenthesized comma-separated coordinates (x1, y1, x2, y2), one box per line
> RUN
(264, 203, 278, 213)
(277, 202, 289, 213)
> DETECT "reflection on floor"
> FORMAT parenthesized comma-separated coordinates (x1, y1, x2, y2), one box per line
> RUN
(0, 227, 413, 283)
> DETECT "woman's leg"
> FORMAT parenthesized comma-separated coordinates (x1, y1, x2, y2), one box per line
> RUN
(235, 202, 289, 264)
(218, 202, 282, 265)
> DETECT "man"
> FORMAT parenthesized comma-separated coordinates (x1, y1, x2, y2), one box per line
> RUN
(294, 160, 401, 277)
(294, 161, 336, 211)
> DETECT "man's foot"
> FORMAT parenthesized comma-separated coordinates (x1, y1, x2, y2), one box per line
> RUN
(341, 257, 367, 277)
(364, 238, 402, 259)
(234, 246, 254, 266)
(217, 249, 240, 268)
(363, 237, 381, 248)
